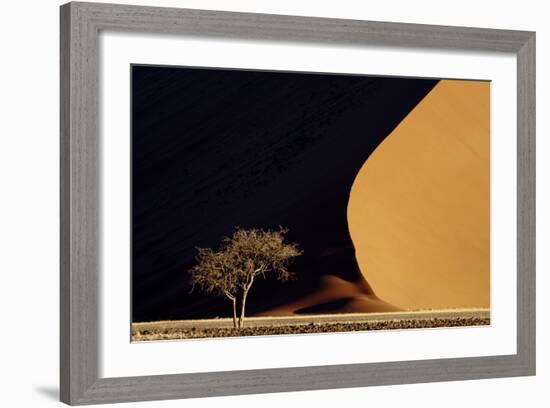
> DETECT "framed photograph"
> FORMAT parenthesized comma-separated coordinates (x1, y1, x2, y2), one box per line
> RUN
(60, 1, 535, 405)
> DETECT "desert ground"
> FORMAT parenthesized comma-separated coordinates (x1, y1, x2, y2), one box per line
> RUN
(131, 308, 490, 342)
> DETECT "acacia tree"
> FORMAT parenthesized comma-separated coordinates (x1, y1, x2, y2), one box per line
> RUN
(189, 227, 302, 329)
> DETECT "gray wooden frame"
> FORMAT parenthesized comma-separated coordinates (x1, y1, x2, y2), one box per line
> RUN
(60, 1, 536, 405)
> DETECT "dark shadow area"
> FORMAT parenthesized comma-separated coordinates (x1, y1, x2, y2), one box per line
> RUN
(132, 65, 438, 321)
(295, 298, 354, 314)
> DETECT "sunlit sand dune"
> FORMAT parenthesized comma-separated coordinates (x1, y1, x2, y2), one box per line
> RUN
(348, 80, 490, 310)
(261, 79, 489, 315)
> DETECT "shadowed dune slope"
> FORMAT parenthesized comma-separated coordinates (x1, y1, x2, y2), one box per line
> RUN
(348, 79, 490, 310)
(132, 66, 438, 321)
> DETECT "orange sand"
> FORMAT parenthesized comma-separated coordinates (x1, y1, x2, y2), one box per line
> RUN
(348, 79, 490, 310)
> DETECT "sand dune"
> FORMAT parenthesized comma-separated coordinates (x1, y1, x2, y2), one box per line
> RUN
(257, 275, 401, 316)
(132, 71, 438, 322)
(348, 79, 490, 310)
(260, 79, 489, 316)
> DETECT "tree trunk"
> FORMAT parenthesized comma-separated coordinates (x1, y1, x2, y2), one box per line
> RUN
(239, 288, 251, 329)
(238, 276, 255, 329)
(231, 297, 237, 329)
(225, 292, 238, 329)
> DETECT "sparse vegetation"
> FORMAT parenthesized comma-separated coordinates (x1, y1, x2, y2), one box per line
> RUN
(132, 315, 490, 341)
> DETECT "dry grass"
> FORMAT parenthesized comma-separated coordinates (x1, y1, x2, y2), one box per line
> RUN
(132, 315, 490, 342)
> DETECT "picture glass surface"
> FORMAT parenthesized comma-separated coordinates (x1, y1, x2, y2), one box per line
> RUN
(131, 65, 490, 341)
